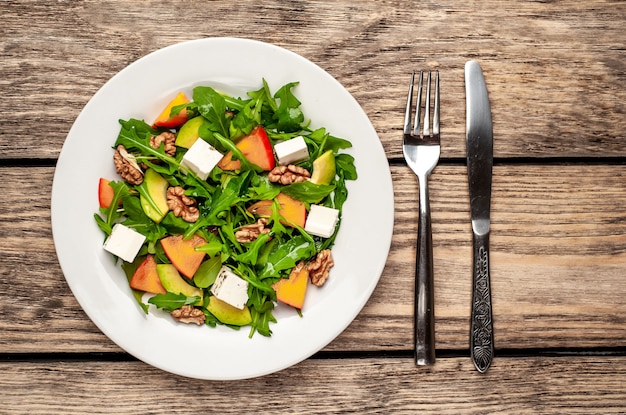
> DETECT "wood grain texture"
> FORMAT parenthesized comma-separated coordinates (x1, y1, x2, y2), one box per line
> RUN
(2, 356, 626, 414)
(1, 164, 625, 352)
(1, 0, 624, 160)
(2, 1, 626, 410)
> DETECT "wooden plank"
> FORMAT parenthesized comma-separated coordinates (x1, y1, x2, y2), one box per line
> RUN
(1, 164, 625, 352)
(2, 356, 626, 414)
(1, 0, 625, 160)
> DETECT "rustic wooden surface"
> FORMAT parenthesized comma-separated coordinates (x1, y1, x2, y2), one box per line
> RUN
(1, 0, 625, 413)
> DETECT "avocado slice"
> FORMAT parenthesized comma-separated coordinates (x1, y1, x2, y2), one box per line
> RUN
(139, 169, 170, 223)
(206, 296, 252, 326)
(310, 150, 336, 185)
(175, 116, 206, 149)
(156, 264, 203, 306)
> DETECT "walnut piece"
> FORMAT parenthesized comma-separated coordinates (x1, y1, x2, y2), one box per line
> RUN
(235, 218, 271, 243)
(113, 145, 143, 185)
(268, 164, 311, 185)
(150, 131, 177, 157)
(171, 305, 205, 325)
(307, 249, 334, 287)
(166, 186, 200, 222)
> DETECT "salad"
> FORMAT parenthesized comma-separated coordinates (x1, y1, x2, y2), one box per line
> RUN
(94, 80, 357, 337)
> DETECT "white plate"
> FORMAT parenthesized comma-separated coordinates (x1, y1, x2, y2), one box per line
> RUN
(51, 38, 393, 380)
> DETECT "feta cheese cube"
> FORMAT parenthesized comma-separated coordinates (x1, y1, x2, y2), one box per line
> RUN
(103, 223, 146, 263)
(273, 136, 309, 165)
(180, 138, 223, 180)
(211, 266, 249, 310)
(304, 204, 340, 238)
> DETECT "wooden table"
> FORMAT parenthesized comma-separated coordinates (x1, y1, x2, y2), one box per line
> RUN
(2, 1, 626, 413)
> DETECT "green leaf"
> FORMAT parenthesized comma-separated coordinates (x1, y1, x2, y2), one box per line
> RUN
(234, 263, 275, 294)
(335, 153, 357, 181)
(194, 256, 222, 288)
(192, 86, 230, 137)
(200, 172, 251, 226)
(273, 82, 304, 132)
(248, 290, 276, 338)
(234, 232, 272, 266)
(193, 233, 224, 256)
(281, 181, 335, 204)
(248, 174, 280, 201)
(259, 235, 316, 279)
(306, 128, 352, 157)
(148, 292, 201, 311)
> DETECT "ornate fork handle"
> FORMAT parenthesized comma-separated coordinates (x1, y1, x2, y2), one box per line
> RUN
(470, 231, 494, 373)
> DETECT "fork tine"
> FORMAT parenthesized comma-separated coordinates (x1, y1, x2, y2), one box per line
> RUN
(403, 71, 415, 136)
(423, 71, 432, 138)
(413, 71, 424, 137)
(433, 71, 440, 137)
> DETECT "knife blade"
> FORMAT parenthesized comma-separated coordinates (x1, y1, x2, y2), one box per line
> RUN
(465, 60, 494, 373)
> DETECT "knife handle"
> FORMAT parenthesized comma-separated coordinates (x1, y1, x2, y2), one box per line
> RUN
(415, 182, 436, 366)
(470, 231, 494, 373)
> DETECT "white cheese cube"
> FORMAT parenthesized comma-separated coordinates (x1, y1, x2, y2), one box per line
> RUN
(180, 138, 223, 180)
(211, 266, 249, 310)
(274, 136, 309, 165)
(103, 223, 146, 263)
(304, 204, 340, 238)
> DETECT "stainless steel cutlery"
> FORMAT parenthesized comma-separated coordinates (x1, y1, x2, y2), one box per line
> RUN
(465, 60, 495, 373)
(403, 70, 441, 366)
(403, 62, 494, 372)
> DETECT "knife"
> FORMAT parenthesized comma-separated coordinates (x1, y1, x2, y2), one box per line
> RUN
(465, 60, 494, 373)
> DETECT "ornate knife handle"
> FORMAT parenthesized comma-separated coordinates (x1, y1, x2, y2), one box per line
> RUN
(470, 231, 494, 373)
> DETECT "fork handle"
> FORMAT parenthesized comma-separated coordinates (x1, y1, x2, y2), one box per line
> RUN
(470, 231, 494, 373)
(415, 180, 436, 366)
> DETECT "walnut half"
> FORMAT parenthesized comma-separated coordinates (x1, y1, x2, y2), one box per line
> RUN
(235, 218, 271, 243)
(113, 145, 143, 185)
(307, 249, 334, 287)
(166, 186, 200, 222)
(150, 131, 177, 157)
(171, 305, 205, 325)
(268, 164, 310, 185)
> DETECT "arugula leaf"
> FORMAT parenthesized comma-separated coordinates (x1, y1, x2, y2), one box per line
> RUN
(192, 86, 230, 137)
(247, 174, 280, 201)
(148, 292, 201, 311)
(273, 82, 304, 132)
(234, 232, 272, 266)
(249, 79, 277, 114)
(259, 235, 316, 279)
(159, 213, 193, 236)
(256, 238, 277, 268)
(306, 128, 352, 156)
(247, 289, 276, 338)
(235, 263, 276, 294)
(229, 98, 259, 140)
(194, 233, 224, 256)
(193, 255, 222, 288)
(200, 171, 251, 226)
(281, 181, 335, 204)
(335, 153, 357, 180)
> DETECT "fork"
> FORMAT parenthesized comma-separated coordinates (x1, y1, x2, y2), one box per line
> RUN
(402, 70, 441, 366)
